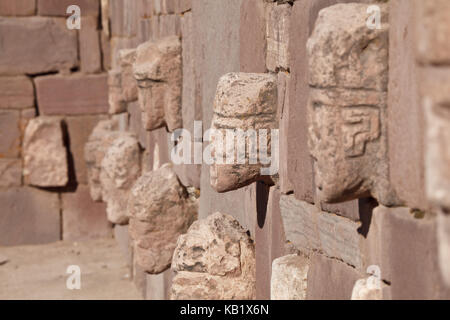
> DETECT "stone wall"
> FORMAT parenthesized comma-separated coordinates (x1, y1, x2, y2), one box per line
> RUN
(1, 0, 450, 300)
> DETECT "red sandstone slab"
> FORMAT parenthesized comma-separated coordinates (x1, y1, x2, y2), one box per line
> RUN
(35, 74, 109, 115)
(0, 0, 35, 16)
(37, 0, 99, 17)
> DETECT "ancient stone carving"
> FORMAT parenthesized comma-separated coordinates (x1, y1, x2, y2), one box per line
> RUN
(133, 36, 182, 132)
(127, 163, 198, 274)
(271, 254, 309, 300)
(84, 118, 122, 201)
(100, 133, 141, 225)
(23, 117, 68, 187)
(171, 212, 256, 300)
(210, 72, 279, 193)
(306, 3, 398, 206)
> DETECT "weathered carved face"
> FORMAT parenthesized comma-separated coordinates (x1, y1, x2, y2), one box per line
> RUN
(307, 3, 396, 205)
(209, 72, 278, 193)
(133, 36, 182, 132)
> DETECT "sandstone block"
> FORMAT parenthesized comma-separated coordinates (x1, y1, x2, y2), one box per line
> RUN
(0, 0, 35, 16)
(0, 187, 60, 246)
(438, 211, 450, 286)
(100, 133, 141, 224)
(80, 16, 102, 74)
(37, 0, 99, 16)
(0, 17, 78, 75)
(159, 14, 181, 38)
(307, 3, 398, 206)
(114, 224, 133, 269)
(366, 206, 450, 299)
(84, 119, 122, 201)
(171, 212, 256, 300)
(415, 0, 450, 65)
(0, 159, 22, 188)
(23, 117, 68, 187)
(0, 76, 34, 110)
(35, 74, 109, 115)
(0, 110, 21, 158)
(119, 49, 138, 102)
(280, 194, 363, 270)
(271, 254, 309, 300)
(128, 101, 147, 148)
(423, 68, 450, 209)
(388, 0, 427, 210)
(127, 163, 198, 274)
(175, 0, 191, 13)
(133, 36, 182, 132)
(266, 3, 291, 72)
(240, 0, 266, 73)
(65, 115, 107, 184)
(307, 253, 362, 300)
(210, 72, 278, 193)
(110, 37, 140, 69)
(62, 185, 112, 241)
(109, 0, 137, 37)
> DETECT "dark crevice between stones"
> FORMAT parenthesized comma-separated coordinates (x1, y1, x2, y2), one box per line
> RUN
(256, 181, 270, 229)
(357, 197, 378, 238)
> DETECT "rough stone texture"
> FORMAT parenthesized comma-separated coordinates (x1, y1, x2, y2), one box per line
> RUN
(0, 0, 35, 16)
(84, 119, 122, 201)
(133, 36, 182, 132)
(210, 72, 278, 193)
(271, 254, 309, 300)
(127, 163, 198, 274)
(415, 0, 450, 65)
(240, 0, 267, 73)
(171, 212, 256, 300)
(175, 0, 191, 13)
(65, 115, 107, 184)
(307, 3, 398, 206)
(62, 185, 112, 241)
(366, 206, 450, 299)
(119, 49, 138, 102)
(0, 76, 34, 110)
(108, 69, 127, 114)
(388, 0, 427, 210)
(0, 110, 21, 158)
(110, 37, 140, 70)
(35, 74, 109, 115)
(266, 3, 291, 72)
(23, 117, 68, 187)
(351, 278, 383, 300)
(0, 17, 78, 75)
(422, 68, 450, 209)
(280, 195, 363, 270)
(0, 159, 22, 188)
(100, 133, 141, 225)
(80, 16, 102, 74)
(159, 14, 181, 38)
(0, 187, 60, 246)
(37, 0, 99, 16)
(306, 253, 362, 300)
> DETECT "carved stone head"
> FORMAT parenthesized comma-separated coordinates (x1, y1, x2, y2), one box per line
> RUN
(210, 72, 279, 193)
(306, 3, 398, 206)
(133, 36, 182, 132)
(127, 163, 198, 274)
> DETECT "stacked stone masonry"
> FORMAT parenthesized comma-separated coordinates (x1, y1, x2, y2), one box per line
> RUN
(1, 0, 450, 300)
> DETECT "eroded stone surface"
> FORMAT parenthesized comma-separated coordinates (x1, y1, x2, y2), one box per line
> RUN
(306, 3, 398, 206)
(271, 254, 309, 300)
(84, 119, 121, 201)
(351, 278, 383, 300)
(171, 212, 256, 300)
(133, 36, 182, 132)
(127, 163, 198, 274)
(210, 72, 278, 193)
(266, 3, 291, 72)
(100, 134, 141, 225)
(108, 69, 126, 114)
(23, 117, 68, 187)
